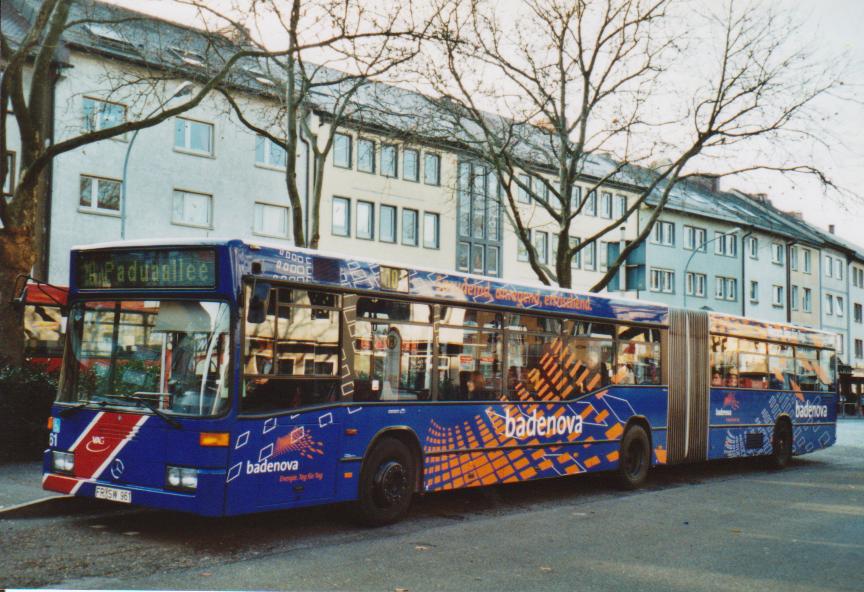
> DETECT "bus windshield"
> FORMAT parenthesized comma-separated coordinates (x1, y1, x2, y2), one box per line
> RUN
(60, 300, 231, 417)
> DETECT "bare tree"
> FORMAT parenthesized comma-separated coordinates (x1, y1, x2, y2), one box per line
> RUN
(186, 0, 430, 248)
(397, 0, 840, 291)
(0, 0, 299, 364)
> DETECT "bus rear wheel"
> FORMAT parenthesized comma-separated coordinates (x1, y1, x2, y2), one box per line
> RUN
(354, 438, 415, 526)
(770, 421, 793, 469)
(617, 425, 650, 490)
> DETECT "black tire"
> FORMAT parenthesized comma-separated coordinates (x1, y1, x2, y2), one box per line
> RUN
(353, 438, 416, 526)
(770, 421, 793, 469)
(617, 425, 651, 490)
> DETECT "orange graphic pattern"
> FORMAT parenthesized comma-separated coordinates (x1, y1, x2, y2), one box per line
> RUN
(274, 427, 325, 460)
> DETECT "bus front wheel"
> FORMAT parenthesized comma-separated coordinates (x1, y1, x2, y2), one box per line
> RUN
(617, 425, 650, 490)
(354, 438, 415, 526)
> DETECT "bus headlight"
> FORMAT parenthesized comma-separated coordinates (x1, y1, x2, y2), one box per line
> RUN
(52, 451, 75, 473)
(166, 466, 197, 491)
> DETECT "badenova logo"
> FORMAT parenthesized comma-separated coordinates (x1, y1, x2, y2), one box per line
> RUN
(246, 459, 300, 474)
(504, 409, 583, 439)
(795, 401, 829, 419)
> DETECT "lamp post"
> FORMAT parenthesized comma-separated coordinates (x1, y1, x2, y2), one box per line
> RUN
(120, 82, 193, 239)
(682, 226, 742, 310)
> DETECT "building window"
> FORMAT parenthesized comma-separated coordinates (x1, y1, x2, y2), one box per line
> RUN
(572, 186, 582, 210)
(686, 272, 706, 297)
(171, 189, 212, 228)
(651, 221, 675, 246)
(79, 175, 121, 214)
(769, 242, 784, 265)
(772, 285, 784, 307)
(855, 339, 863, 360)
(790, 245, 798, 271)
(825, 293, 834, 315)
(253, 202, 290, 238)
(854, 302, 863, 324)
(803, 249, 812, 273)
(614, 194, 627, 219)
(356, 200, 374, 240)
(403, 148, 419, 181)
(381, 144, 397, 178)
(174, 117, 213, 155)
(837, 296, 845, 317)
(380, 205, 397, 243)
(600, 192, 613, 218)
(747, 236, 758, 259)
(825, 255, 833, 278)
(83, 97, 126, 133)
(650, 268, 674, 293)
(791, 285, 799, 311)
(255, 135, 287, 169)
(715, 232, 738, 257)
(716, 276, 737, 301)
(570, 237, 581, 269)
(357, 139, 375, 173)
(684, 225, 707, 251)
(750, 280, 759, 303)
(333, 133, 352, 168)
(803, 288, 812, 312)
(331, 196, 350, 236)
(534, 230, 549, 264)
(585, 191, 597, 216)
(517, 230, 530, 262)
(402, 208, 418, 246)
(517, 174, 532, 204)
(4, 151, 16, 196)
(423, 212, 440, 249)
(835, 259, 843, 281)
(457, 242, 470, 271)
(423, 153, 441, 185)
(457, 162, 502, 276)
(583, 241, 596, 271)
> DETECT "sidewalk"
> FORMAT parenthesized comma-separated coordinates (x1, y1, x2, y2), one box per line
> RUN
(0, 460, 52, 512)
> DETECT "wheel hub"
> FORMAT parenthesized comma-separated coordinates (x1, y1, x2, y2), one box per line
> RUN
(373, 461, 408, 507)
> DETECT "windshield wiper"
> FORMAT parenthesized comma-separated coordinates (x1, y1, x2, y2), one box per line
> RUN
(58, 402, 88, 417)
(105, 394, 181, 429)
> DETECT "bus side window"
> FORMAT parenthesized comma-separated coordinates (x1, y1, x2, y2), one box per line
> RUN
(353, 298, 434, 402)
(241, 287, 341, 413)
(615, 326, 660, 385)
(438, 307, 502, 401)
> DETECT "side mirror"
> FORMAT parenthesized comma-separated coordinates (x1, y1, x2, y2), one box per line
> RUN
(247, 281, 271, 324)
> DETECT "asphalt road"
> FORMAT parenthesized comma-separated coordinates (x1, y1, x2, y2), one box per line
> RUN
(2, 422, 863, 591)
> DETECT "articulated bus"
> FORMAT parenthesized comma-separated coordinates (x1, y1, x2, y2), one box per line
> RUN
(43, 239, 838, 524)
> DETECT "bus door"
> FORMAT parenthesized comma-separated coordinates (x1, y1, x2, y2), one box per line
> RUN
(226, 284, 345, 512)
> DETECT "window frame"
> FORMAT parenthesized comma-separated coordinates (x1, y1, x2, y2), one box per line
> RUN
(401, 208, 419, 246)
(402, 148, 419, 182)
(356, 200, 375, 240)
(423, 211, 440, 249)
(252, 201, 291, 239)
(357, 138, 376, 174)
(171, 188, 213, 229)
(331, 196, 351, 237)
(381, 143, 398, 178)
(174, 116, 214, 157)
(82, 96, 128, 138)
(79, 174, 123, 216)
(254, 134, 288, 170)
(423, 152, 441, 186)
(380, 204, 397, 243)
(333, 133, 353, 169)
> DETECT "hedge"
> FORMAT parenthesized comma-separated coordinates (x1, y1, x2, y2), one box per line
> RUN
(0, 364, 58, 462)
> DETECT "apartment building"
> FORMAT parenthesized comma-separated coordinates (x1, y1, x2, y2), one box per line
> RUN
(5, 0, 864, 373)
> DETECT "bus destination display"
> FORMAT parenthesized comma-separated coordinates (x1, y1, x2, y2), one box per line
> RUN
(77, 248, 216, 289)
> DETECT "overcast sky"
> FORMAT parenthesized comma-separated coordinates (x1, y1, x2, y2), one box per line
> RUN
(110, 0, 864, 247)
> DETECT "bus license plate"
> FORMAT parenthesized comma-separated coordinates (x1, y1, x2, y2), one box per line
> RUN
(94, 485, 131, 504)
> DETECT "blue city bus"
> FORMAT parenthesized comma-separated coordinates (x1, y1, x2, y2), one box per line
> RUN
(43, 239, 838, 524)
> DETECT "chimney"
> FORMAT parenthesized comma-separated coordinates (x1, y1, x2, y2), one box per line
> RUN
(690, 174, 720, 193)
(828, 224, 835, 234)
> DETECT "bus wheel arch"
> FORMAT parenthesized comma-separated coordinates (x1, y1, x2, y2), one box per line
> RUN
(770, 415, 794, 469)
(363, 427, 424, 492)
(616, 419, 652, 490)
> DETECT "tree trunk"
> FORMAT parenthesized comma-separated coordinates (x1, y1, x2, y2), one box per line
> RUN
(0, 227, 36, 366)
